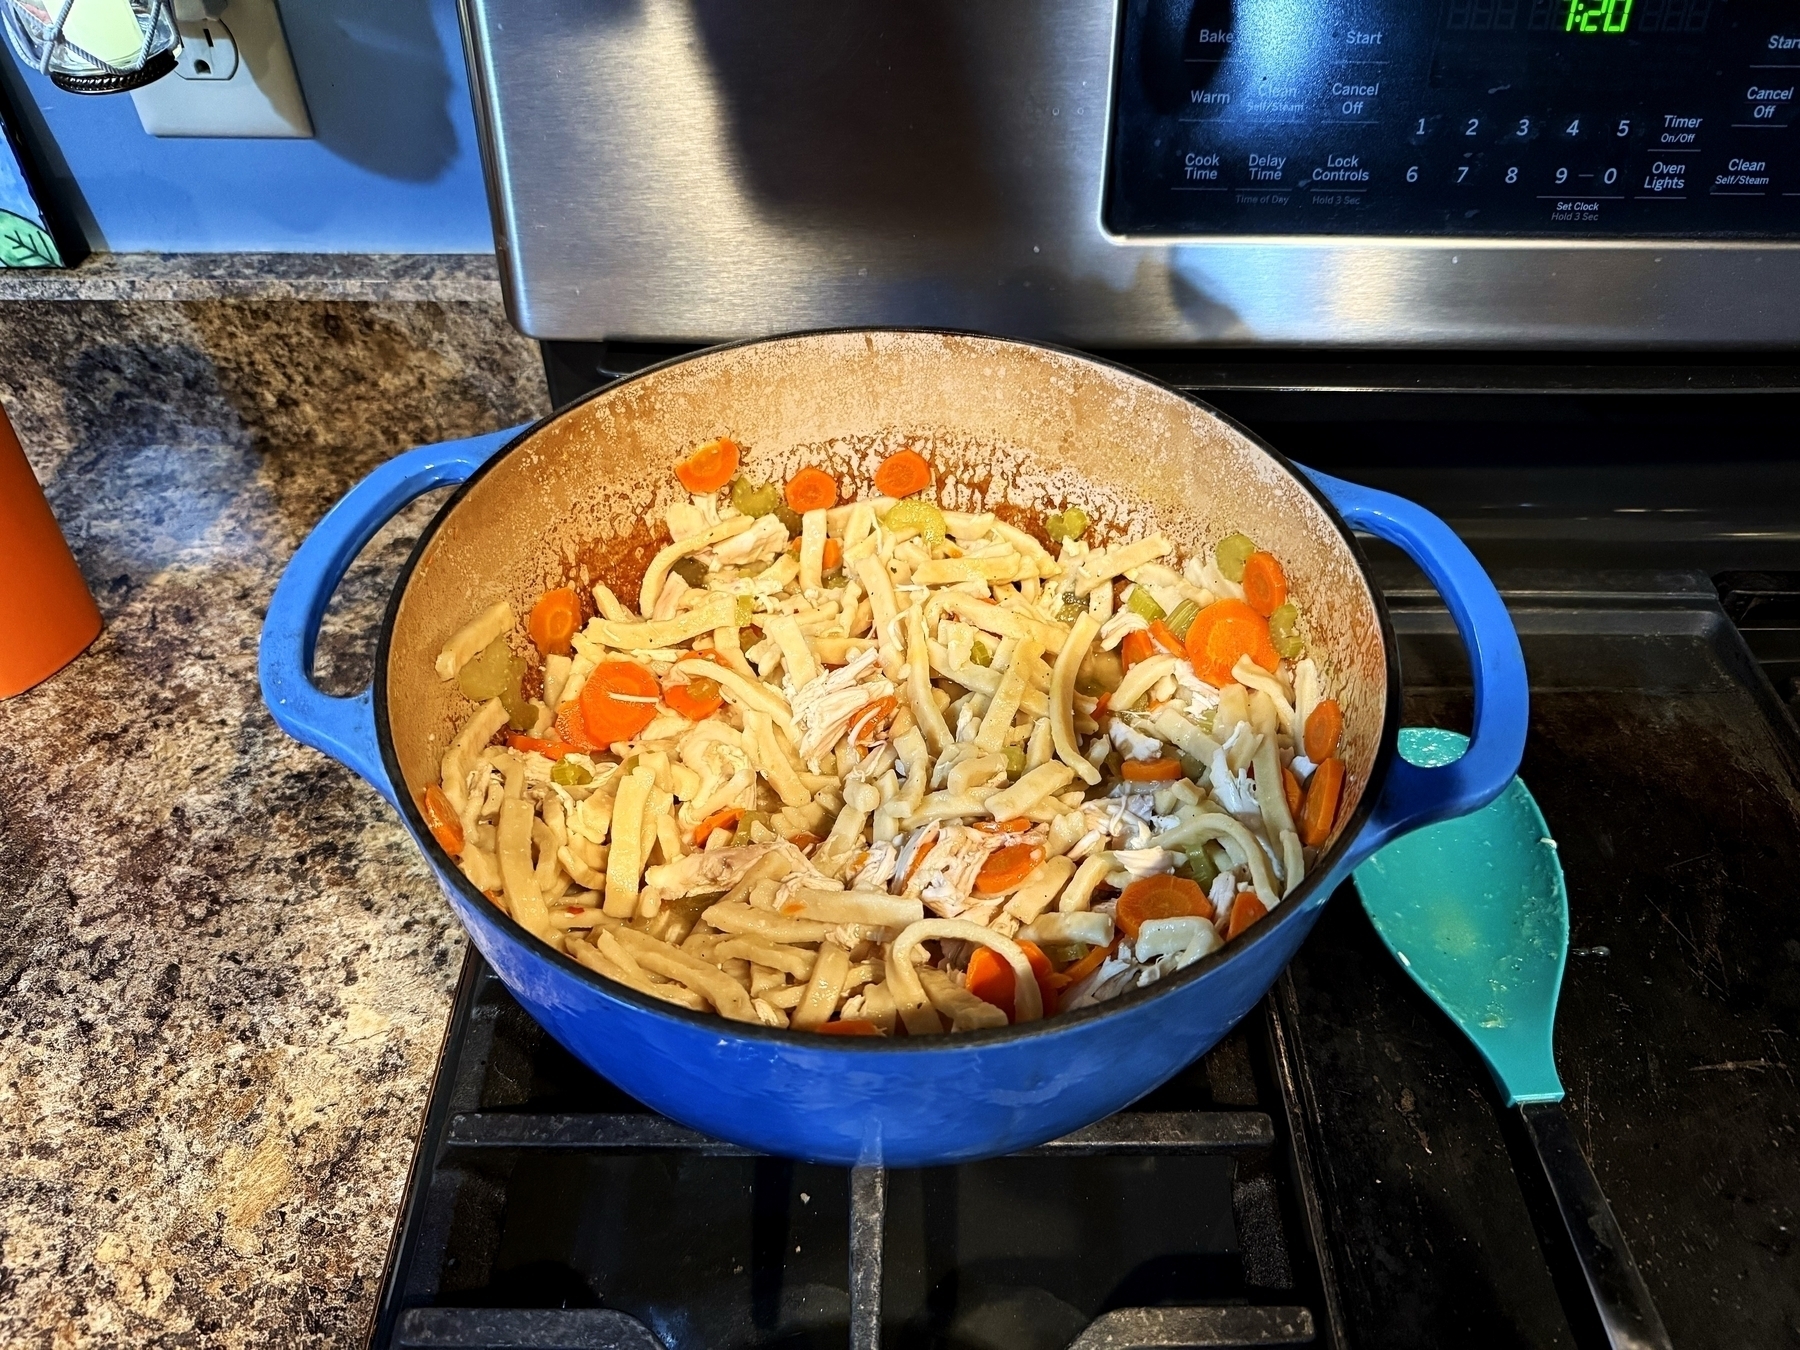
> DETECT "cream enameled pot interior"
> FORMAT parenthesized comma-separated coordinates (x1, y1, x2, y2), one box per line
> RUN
(386, 332, 1388, 856)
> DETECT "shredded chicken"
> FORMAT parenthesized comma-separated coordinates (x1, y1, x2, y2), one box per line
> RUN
(791, 648, 893, 770)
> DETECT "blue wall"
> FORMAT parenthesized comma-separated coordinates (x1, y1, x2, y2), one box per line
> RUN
(1, 0, 494, 253)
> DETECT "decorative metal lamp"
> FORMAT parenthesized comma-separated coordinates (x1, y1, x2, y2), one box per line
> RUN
(1, 0, 180, 94)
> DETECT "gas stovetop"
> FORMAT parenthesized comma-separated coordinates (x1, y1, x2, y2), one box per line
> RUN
(371, 954, 1331, 1350)
(367, 356, 1800, 1350)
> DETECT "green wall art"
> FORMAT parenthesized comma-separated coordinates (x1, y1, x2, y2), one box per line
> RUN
(0, 108, 64, 268)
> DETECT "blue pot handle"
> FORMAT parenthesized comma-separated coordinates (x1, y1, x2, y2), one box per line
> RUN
(1302, 467, 1529, 864)
(258, 426, 525, 806)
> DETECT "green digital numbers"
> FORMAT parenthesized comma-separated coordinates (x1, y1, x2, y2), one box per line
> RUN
(1565, 0, 1634, 33)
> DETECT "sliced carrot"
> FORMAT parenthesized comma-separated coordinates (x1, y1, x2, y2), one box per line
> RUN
(966, 940, 1058, 1023)
(1120, 629, 1158, 670)
(1298, 756, 1345, 848)
(508, 734, 576, 761)
(1148, 619, 1187, 658)
(1304, 698, 1343, 763)
(674, 437, 740, 494)
(693, 806, 743, 848)
(848, 694, 899, 748)
(556, 699, 598, 752)
(1282, 765, 1303, 817)
(662, 673, 723, 722)
(1241, 551, 1288, 617)
(821, 538, 843, 572)
(1226, 890, 1268, 941)
(420, 784, 464, 856)
(974, 843, 1044, 896)
(816, 1019, 884, 1037)
(1120, 757, 1184, 782)
(527, 587, 583, 656)
(1184, 598, 1281, 686)
(1116, 873, 1211, 939)
(965, 946, 1006, 1003)
(874, 448, 934, 498)
(580, 661, 662, 744)
(786, 832, 822, 850)
(785, 466, 839, 513)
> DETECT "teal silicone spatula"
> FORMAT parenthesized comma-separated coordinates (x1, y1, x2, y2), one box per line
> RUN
(1353, 728, 1673, 1350)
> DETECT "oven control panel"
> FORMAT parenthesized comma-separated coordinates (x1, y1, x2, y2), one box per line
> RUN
(1105, 0, 1800, 237)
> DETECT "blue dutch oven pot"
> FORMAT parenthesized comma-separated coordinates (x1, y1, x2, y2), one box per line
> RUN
(259, 332, 1527, 1167)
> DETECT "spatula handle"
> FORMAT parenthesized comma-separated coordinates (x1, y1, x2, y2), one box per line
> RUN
(1516, 1101, 1673, 1350)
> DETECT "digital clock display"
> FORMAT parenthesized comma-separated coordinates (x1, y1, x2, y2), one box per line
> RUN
(1442, 0, 1709, 33)
(1566, 0, 1635, 32)
(1105, 0, 1797, 241)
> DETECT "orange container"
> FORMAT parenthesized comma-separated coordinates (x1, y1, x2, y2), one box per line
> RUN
(0, 401, 101, 697)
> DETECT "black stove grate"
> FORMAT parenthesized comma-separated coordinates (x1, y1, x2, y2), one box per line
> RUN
(368, 956, 1340, 1350)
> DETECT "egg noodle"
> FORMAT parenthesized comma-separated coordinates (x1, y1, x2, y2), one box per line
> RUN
(421, 442, 1347, 1035)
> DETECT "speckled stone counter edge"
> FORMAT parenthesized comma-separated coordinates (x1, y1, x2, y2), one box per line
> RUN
(0, 252, 506, 304)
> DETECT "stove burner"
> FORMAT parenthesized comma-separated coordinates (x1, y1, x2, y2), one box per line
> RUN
(369, 958, 1336, 1350)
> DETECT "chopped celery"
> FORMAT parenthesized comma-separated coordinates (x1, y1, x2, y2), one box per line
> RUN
(1268, 603, 1304, 659)
(970, 638, 993, 667)
(683, 675, 722, 705)
(1056, 591, 1085, 622)
(461, 638, 533, 729)
(1196, 706, 1217, 735)
(671, 556, 708, 588)
(774, 503, 803, 536)
(823, 569, 848, 588)
(457, 636, 518, 702)
(1039, 941, 1090, 968)
(1044, 507, 1091, 543)
(736, 594, 756, 625)
(1003, 745, 1027, 778)
(500, 681, 535, 731)
(1075, 647, 1123, 696)
(551, 759, 593, 786)
(1166, 597, 1201, 640)
(1215, 532, 1256, 583)
(1045, 505, 1090, 543)
(886, 499, 947, 550)
(730, 476, 780, 518)
(1125, 586, 1166, 623)
(732, 810, 773, 846)
(1180, 848, 1219, 889)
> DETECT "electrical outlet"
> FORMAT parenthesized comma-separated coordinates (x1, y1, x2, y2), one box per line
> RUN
(173, 17, 238, 81)
(130, 0, 310, 138)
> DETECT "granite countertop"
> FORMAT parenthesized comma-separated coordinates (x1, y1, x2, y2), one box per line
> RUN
(0, 263, 550, 1348)
(0, 252, 509, 304)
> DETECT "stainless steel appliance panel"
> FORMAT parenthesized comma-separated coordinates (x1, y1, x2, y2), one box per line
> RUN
(460, 0, 1800, 346)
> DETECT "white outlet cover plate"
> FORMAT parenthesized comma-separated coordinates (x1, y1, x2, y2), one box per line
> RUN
(131, 0, 311, 139)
